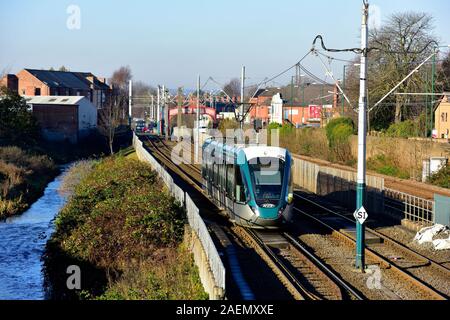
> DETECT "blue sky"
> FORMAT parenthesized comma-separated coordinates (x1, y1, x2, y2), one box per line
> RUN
(1, 0, 449, 89)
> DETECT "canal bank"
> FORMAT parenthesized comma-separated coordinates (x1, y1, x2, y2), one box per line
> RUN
(0, 166, 70, 300)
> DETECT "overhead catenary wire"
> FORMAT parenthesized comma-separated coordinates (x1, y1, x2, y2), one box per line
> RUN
(314, 50, 356, 111)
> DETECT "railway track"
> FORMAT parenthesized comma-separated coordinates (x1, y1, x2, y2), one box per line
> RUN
(237, 227, 364, 300)
(142, 135, 449, 300)
(293, 192, 450, 300)
(143, 135, 365, 300)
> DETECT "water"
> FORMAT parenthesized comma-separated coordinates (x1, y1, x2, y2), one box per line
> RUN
(0, 167, 69, 300)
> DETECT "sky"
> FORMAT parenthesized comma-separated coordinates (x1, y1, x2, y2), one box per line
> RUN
(1, 0, 449, 90)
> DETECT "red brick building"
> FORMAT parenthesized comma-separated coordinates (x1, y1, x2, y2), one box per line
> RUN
(248, 84, 340, 127)
(1, 69, 111, 109)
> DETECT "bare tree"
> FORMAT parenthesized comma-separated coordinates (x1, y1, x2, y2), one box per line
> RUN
(437, 51, 450, 92)
(344, 12, 438, 128)
(110, 66, 132, 90)
(98, 92, 128, 155)
(223, 78, 241, 97)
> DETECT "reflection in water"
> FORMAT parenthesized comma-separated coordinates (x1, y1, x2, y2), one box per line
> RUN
(0, 167, 69, 300)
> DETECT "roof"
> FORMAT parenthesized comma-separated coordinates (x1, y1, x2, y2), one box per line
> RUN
(253, 84, 336, 106)
(24, 96, 86, 105)
(24, 69, 109, 91)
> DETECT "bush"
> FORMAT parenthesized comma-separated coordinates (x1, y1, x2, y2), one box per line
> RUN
(385, 120, 417, 138)
(325, 118, 355, 164)
(0, 88, 40, 144)
(428, 165, 450, 189)
(47, 155, 206, 300)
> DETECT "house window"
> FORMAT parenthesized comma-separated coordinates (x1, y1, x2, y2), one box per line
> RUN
(442, 113, 446, 122)
(35, 88, 41, 96)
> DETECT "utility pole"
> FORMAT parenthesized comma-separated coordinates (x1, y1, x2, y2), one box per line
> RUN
(342, 65, 346, 116)
(177, 87, 183, 129)
(157, 86, 161, 135)
(195, 75, 200, 164)
(355, 0, 369, 272)
(128, 80, 132, 127)
(240, 66, 245, 130)
(164, 86, 169, 141)
(291, 76, 294, 123)
(151, 95, 154, 122)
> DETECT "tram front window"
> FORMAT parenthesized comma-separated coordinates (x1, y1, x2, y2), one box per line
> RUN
(248, 157, 285, 202)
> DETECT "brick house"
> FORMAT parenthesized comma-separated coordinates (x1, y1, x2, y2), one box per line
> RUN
(248, 84, 339, 127)
(434, 93, 450, 139)
(24, 96, 97, 144)
(2, 69, 111, 109)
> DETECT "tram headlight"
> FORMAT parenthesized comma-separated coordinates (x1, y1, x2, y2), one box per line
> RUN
(250, 206, 260, 217)
(287, 193, 294, 205)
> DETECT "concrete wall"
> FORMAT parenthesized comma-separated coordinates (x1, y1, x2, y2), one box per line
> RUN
(292, 155, 385, 214)
(184, 226, 225, 300)
(349, 135, 450, 179)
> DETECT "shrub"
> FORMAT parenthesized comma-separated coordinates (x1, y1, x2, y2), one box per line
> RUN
(0, 88, 40, 144)
(428, 165, 450, 189)
(325, 118, 355, 163)
(53, 156, 185, 268)
(47, 155, 205, 300)
(385, 120, 417, 138)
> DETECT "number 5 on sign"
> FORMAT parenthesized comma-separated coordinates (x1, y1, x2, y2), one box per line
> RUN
(354, 207, 368, 224)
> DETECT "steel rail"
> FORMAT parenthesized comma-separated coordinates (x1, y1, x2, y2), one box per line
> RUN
(283, 232, 365, 300)
(293, 194, 448, 300)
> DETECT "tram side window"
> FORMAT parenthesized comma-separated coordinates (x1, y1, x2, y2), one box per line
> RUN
(235, 166, 246, 204)
(220, 164, 226, 191)
(214, 164, 219, 186)
(226, 164, 234, 199)
(202, 152, 208, 178)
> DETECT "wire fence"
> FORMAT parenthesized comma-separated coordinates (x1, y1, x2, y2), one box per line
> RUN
(132, 134, 225, 298)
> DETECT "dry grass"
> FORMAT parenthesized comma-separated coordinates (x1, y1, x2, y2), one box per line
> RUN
(0, 146, 58, 218)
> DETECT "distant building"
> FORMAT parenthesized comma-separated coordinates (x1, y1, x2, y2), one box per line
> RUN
(248, 84, 340, 127)
(0, 74, 18, 93)
(25, 96, 97, 144)
(1, 69, 111, 109)
(434, 93, 450, 139)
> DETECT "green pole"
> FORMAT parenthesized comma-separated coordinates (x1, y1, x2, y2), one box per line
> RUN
(342, 65, 346, 116)
(431, 48, 436, 136)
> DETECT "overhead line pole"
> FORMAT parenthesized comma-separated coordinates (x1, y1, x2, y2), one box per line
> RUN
(157, 85, 161, 135)
(240, 66, 245, 130)
(195, 75, 200, 164)
(128, 80, 132, 127)
(355, 0, 369, 272)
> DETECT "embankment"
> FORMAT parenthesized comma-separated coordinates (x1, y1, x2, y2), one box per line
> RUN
(44, 154, 207, 300)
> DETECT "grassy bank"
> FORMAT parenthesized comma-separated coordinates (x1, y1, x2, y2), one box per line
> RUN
(45, 154, 207, 300)
(0, 146, 59, 218)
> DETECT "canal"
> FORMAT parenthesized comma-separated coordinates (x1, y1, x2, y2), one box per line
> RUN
(0, 167, 70, 300)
